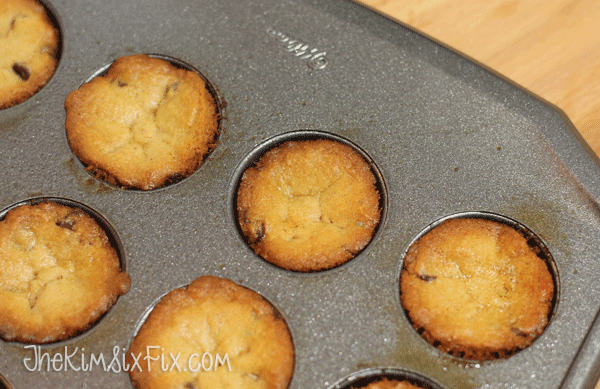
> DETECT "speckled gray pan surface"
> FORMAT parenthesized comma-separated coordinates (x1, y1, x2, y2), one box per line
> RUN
(2, 0, 600, 388)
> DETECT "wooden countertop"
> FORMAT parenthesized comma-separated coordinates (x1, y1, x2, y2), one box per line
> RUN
(355, 0, 600, 159)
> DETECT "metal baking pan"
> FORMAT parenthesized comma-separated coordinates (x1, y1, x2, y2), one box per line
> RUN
(2, 0, 600, 388)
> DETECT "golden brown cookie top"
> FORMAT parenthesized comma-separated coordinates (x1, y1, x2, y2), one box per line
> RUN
(237, 139, 381, 272)
(65, 54, 219, 190)
(0, 0, 59, 109)
(400, 217, 554, 360)
(352, 378, 422, 389)
(127, 275, 294, 389)
(0, 201, 130, 344)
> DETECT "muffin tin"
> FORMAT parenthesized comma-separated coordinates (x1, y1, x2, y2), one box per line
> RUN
(2, 0, 600, 388)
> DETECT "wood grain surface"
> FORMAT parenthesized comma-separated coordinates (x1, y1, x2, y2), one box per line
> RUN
(355, 0, 600, 159)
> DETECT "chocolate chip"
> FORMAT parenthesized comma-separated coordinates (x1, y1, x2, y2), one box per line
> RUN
(9, 15, 26, 31)
(56, 220, 75, 230)
(251, 222, 265, 244)
(56, 216, 77, 230)
(511, 327, 530, 338)
(418, 274, 437, 282)
(12, 63, 30, 81)
(165, 81, 180, 94)
(41, 45, 57, 57)
(55, 211, 80, 230)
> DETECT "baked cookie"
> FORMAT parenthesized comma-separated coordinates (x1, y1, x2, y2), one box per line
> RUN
(65, 54, 219, 190)
(0, 201, 130, 344)
(127, 275, 294, 389)
(400, 217, 555, 360)
(351, 378, 422, 389)
(237, 139, 381, 272)
(0, 0, 59, 109)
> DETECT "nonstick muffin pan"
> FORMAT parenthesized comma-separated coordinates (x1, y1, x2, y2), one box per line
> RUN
(2, 0, 600, 388)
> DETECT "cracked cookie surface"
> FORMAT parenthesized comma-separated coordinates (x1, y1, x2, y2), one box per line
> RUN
(65, 54, 219, 190)
(0, 0, 59, 109)
(400, 218, 554, 360)
(127, 275, 294, 389)
(0, 201, 130, 344)
(237, 139, 381, 272)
